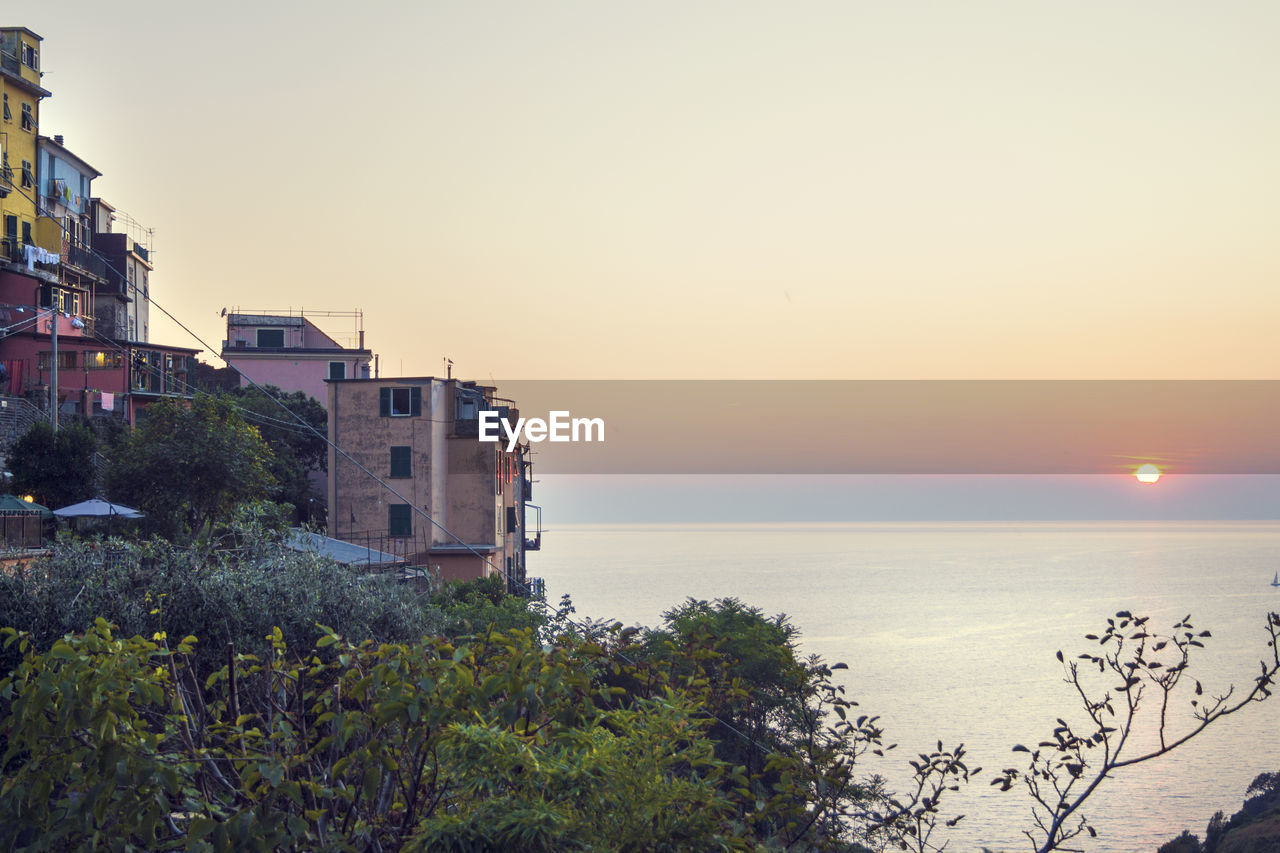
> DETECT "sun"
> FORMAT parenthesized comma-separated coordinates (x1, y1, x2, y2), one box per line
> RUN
(1135, 464, 1162, 484)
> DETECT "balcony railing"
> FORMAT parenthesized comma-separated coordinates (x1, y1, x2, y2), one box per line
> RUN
(64, 244, 108, 280)
(0, 51, 19, 76)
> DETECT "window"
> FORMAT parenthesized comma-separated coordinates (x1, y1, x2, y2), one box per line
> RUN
(379, 386, 422, 417)
(21, 43, 38, 70)
(85, 351, 124, 369)
(256, 328, 284, 348)
(38, 351, 78, 370)
(2, 94, 9, 121)
(133, 352, 160, 392)
(390, 446, 412, 478)
(58, 289, 80, 316)
(328, 361, 346, 380)
(388, 504, 412, 537)
(21, 103, 33, 132)
(21, 161, 33, 188)
(40, 285, 79, 315)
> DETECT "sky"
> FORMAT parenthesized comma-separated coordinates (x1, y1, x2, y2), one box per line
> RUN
(19, 2, 1280, 519)
(24, 1, 1280, 382)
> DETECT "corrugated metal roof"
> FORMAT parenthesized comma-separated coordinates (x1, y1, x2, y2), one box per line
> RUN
(286, 529, 406, 566)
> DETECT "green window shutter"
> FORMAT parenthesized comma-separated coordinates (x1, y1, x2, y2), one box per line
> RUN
(379, 387, 390, 417)
(390, 446, 411, 478)
(410, 387, 422, 416)
(388, 504, 412, 537)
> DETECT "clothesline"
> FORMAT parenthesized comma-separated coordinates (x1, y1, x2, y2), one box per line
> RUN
(22, 244, 61, 271)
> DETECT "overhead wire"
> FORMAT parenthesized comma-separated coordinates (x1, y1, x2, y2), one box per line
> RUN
(3, 184, 924, 819)
(6, 180, 508, 577)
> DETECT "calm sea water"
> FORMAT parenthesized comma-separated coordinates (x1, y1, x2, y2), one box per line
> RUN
(535, 522, 1280, 852)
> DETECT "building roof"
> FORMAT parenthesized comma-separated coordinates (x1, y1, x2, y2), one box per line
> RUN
(325, 377, 493, 390)
(223, 346, 372, 356)
(229, 314, 306, 327)
(286, 529, 407, 566)
(38, 135, 102, 178)
(0, 26, 43, 40)
(113, 340, 202, 355)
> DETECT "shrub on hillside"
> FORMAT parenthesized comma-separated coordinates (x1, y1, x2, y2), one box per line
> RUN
(0, 527, 444, 680)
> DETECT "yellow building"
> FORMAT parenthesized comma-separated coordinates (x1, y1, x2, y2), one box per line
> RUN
(1, 27, 51, 264)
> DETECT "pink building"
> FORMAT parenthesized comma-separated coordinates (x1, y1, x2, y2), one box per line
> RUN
(0, 267, 198, 424)
(220, 311, 372, 403)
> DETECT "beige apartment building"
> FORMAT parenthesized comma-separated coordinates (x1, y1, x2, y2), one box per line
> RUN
(326, 376, 538, 589)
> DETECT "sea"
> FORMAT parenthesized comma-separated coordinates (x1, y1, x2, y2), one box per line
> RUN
(535, 521, 1280, 852)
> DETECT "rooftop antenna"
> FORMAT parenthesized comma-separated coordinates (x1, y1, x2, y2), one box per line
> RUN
(445, 358, 453, 380)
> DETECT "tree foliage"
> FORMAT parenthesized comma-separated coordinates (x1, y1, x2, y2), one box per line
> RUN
(994, 610, 1280, 852)
(104, 394, 276, 540)
(5, 420, 97, 508)
(2, 576, 1278, 851)
(0, 524, 441, 682)
(637, 598, 975, 851)
(0, 622, 744, 852)
(1162, 771, 1280, 853)
(433, 574, 550, 639)
(224, 386, 328, 523)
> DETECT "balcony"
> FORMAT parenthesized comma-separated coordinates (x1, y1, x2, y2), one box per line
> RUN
(64, 244, 108, 280)
(0, 51, 18, 77)
(523, 503, 542, 551)
(455, 406, 518, 438)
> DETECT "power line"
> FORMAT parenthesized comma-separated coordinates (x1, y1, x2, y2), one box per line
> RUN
(7, 181, 509, 577)
(0, 212, 926, 844)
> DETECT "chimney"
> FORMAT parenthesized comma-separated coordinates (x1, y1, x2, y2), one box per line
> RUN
(53, 134, 64, 146)
(358, 329, 365, 350)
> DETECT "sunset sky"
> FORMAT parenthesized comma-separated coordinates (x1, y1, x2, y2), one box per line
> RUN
(23, 2, 1280, 382)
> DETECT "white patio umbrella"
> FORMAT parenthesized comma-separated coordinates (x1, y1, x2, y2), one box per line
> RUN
(53, 498, 145, 519)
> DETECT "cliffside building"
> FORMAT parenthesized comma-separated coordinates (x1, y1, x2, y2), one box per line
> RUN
(327, 377, 538, 589)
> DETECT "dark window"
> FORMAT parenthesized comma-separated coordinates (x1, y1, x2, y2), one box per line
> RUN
(506, 506, 519, 532)
(388, 504, 412, 537)
(328, 361, 346, 380)
(379, 386, 422, 417)
(21, 103, 33, 131)
(21, 161, 33, 188)
(22, 220, 31, 245)
(38, 351, 77, 370)
(256, 328, 285, 348)
(2, 94, 9, 121)
(21, 44, 38, 70)
(390, 446, 412, 478)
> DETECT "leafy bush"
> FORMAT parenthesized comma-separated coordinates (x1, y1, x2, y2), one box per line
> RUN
(104, 394, 276, 541)
(0, 622, 742, 852)
(5, 420, 97, 508)
(0, 530, 444, 681)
